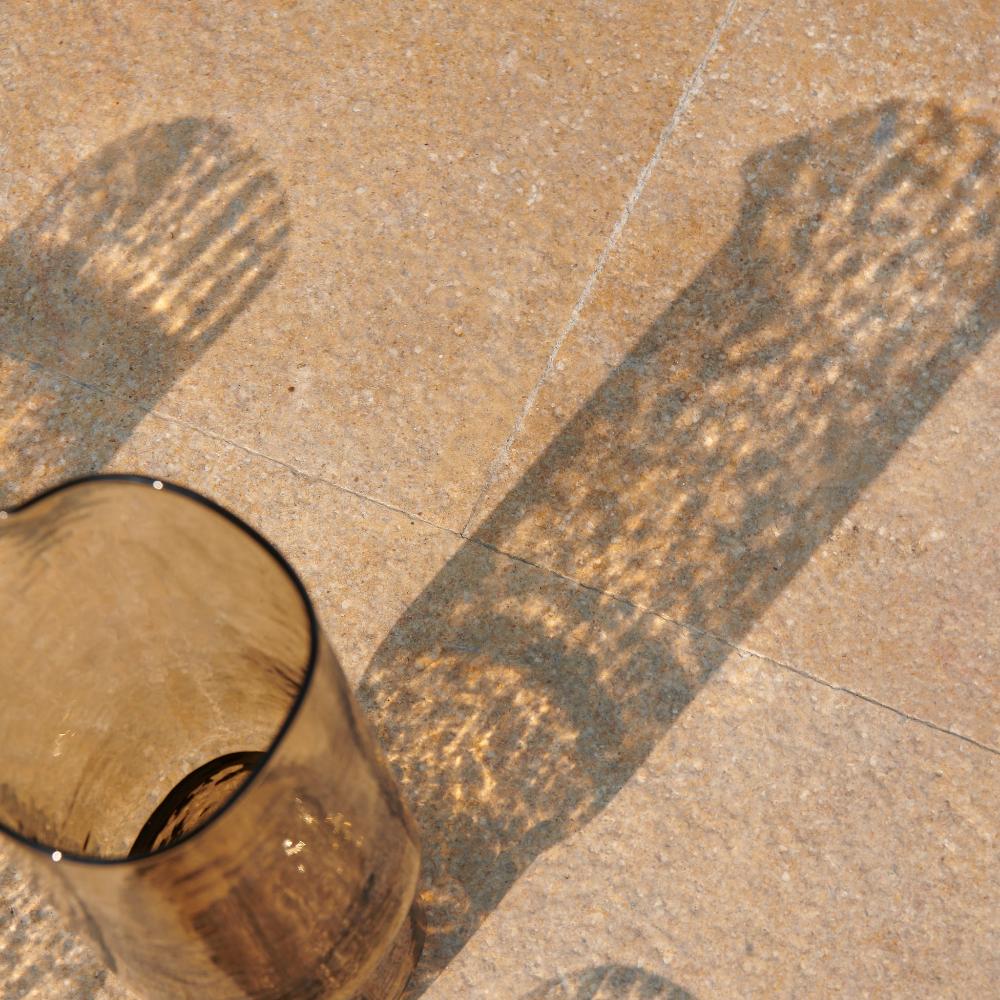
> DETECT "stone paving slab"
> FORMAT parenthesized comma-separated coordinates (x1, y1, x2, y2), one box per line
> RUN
(0, 0, 729, 529)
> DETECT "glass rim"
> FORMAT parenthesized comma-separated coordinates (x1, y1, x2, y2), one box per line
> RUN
(0, 473, 320, 868)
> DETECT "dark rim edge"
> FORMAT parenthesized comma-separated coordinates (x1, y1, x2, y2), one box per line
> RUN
(0, 473, 320, 867)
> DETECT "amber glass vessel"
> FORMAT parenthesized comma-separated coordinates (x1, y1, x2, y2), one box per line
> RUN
(0, 476, 422, 999)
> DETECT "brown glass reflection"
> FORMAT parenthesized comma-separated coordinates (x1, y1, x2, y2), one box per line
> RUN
(0, 478, 421, 999)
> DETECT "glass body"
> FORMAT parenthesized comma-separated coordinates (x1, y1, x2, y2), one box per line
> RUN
(0, 476, 422, 999)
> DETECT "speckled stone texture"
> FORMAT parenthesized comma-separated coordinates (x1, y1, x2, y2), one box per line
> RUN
(0, 0, 997, 998)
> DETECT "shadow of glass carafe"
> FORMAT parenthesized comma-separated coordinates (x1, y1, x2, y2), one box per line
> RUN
(0, 117, 290, 507)
(358, 100, 999, 994)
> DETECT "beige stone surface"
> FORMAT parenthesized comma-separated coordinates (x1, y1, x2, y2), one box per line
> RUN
(0, 0, 998, 998)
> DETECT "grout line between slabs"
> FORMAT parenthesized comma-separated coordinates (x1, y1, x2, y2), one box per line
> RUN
(1, 350, 459, 537)
(469, 537, 1000, 758)
(458, 0, 742, 538)
(148, 404, 461, 534)
(742, 651, 1000, 756)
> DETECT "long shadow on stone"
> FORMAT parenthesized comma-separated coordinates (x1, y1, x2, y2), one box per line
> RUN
(357, 101, 999, 995)
(0, 117, 289, 506)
